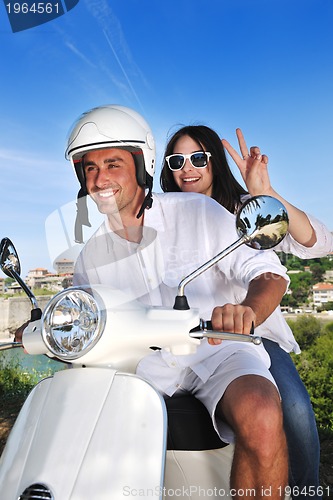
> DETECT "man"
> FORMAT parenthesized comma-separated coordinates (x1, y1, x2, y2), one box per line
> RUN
(66, 105, 289, 498)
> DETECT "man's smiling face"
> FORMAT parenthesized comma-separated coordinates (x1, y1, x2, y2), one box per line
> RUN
(83, 148, 143, 218)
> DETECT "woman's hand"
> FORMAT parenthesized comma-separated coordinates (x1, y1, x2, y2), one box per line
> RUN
(222, 128, 275, 197)
(222, 128, 317, 247)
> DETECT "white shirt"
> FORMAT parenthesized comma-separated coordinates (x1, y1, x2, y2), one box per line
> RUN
(74, 192, 298, 394)
(276, 213, 333, 257)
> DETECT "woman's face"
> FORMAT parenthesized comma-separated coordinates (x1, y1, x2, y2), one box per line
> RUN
(171, 135, 213, 196)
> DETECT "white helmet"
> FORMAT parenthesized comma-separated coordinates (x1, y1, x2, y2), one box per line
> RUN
(65, 105, 156, 242)
(65, 105, 155, 184)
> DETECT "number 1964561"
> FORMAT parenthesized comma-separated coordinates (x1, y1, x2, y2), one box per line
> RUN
(6, 2, 60, 14)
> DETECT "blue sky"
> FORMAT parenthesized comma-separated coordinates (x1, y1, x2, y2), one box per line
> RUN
(0, 0, 332, 276)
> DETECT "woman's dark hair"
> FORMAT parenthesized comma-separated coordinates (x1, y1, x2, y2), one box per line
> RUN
(160, 125, 247, 213)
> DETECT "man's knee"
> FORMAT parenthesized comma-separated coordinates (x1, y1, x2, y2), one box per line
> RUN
(218, 376, 287, 463)
(218, 375, 284, 441)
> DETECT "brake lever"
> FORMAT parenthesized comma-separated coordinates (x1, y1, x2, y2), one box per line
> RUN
(189, 319, 262, 345)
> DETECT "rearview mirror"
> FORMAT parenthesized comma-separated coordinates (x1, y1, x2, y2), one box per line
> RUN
(0, 237, 21, 278)
(236, 195, 289, 250)
(0, 237, 41, 315)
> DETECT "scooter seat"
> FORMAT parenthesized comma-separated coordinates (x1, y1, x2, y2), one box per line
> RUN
(165, 395, 227, 451)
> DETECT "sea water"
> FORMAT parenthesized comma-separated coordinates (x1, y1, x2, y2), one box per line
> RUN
(0, 348, 67, 378)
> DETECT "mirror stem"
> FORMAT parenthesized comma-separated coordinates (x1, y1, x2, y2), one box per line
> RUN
(177, 235, 247, 297)
(7, 267, 39, 310)
(173, 235, 249, 310)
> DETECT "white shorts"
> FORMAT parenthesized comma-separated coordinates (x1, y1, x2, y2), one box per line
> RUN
(173, 351, 278, 443)
(169, 350, 278, 444)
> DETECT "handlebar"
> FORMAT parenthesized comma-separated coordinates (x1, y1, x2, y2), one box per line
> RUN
(190, 319, 262, 345)
(0, 341, 23, 351)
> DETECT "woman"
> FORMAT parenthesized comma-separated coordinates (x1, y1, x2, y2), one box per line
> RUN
(161, 126, 331, 255)
(160, 124, 333, 496)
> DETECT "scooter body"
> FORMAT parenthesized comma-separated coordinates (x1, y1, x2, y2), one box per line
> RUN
(0, 291, 235, 500)
(0, 368, 167, 499)
(0, 364, 235, 500)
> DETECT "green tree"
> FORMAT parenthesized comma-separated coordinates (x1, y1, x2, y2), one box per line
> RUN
(4, 277, 15, 286)
(317, 256, 333, 272)
(281, 293, 298, 308)
(318, 301, 333, 312)
(322, 321, 333, 335)
(289, 319, 333, 430)
(287, 315, 321, 348)
(309, 262, 325, 283)
(287, 272, 313, 306)
(278, 254, 304, 270)
(292, 329, 333, 429)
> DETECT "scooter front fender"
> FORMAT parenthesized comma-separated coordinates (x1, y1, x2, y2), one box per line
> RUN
(0, 368, 167, 499)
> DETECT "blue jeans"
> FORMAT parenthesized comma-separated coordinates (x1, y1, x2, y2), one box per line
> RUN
(263, 338, 321, 499)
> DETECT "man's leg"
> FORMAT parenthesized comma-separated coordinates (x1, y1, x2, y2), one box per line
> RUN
(217, 374, 288, 499)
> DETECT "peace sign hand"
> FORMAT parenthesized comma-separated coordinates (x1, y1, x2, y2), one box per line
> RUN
(222, 128, 274, 197)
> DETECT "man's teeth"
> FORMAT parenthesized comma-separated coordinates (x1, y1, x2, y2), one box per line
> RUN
(99, 190, 116, 197)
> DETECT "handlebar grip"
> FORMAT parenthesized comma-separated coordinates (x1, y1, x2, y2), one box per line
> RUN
(189, 320, 259, 344)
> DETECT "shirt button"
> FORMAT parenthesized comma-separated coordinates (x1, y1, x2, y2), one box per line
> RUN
(170, 362, 176, 367)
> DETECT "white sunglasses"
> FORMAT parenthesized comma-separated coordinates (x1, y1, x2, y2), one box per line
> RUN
(165, 151, 212, 171)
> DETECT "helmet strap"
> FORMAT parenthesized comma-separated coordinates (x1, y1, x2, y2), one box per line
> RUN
(136, 174, 153, 219)
(74, 187, 91, 243)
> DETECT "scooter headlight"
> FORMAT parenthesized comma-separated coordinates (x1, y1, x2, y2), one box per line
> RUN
(42, 288, 106, 360)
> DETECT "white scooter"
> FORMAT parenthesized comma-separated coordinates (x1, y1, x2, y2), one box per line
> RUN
(0, 196, 288, 500)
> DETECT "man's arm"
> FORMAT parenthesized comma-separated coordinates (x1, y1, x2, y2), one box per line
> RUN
(209, 272, 287, 345)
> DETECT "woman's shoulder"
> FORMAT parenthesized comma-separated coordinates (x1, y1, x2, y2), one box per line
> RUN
(153, 191, 232, 214)
(150, 192, 235, 236)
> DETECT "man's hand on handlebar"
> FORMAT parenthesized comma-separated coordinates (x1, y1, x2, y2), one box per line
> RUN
(210, 304, 256, 345)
